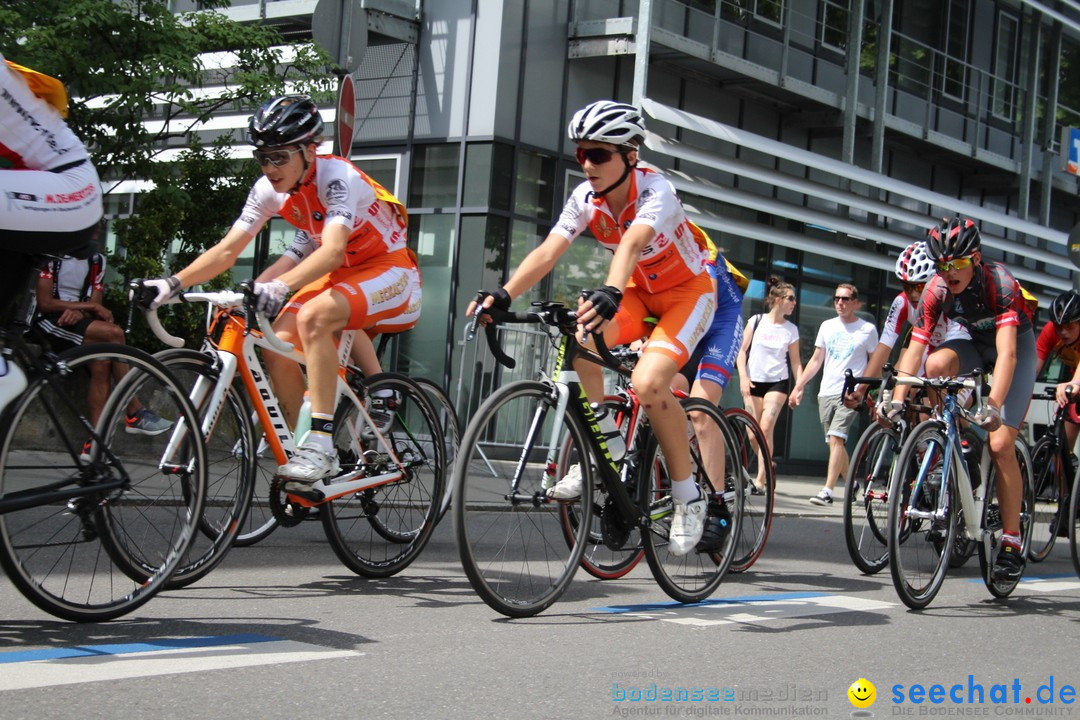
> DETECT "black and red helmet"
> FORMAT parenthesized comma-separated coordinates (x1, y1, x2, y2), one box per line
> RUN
(247, 95, 324, 149)
(926, 216, 981, 261)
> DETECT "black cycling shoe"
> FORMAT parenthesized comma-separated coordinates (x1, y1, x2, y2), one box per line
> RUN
(991, 544, 1025, 583)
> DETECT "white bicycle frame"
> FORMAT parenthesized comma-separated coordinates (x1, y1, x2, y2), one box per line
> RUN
(148, 290, 407, 504)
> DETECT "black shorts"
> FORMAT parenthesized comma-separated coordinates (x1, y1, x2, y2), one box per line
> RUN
(749, 378, 790, 398)
(34, 312, 93, 352)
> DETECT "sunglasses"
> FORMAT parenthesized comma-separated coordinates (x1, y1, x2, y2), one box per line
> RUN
(936, 256, 974, 273)
(253, 147, 302, 167)
(902, 282, 925, 294)
(575, 146, 628, 166)
(834, 295, 855, 303)
(783, 295, 797, 301)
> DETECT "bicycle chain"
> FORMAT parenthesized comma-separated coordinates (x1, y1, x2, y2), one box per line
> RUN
(269, 475, 313, 528)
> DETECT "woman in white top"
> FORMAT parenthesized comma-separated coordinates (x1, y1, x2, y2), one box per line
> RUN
(735, 276, 803, 489)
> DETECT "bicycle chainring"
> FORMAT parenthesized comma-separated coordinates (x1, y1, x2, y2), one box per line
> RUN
(600, 496, 632, 551)
(269, 476, 313, 528)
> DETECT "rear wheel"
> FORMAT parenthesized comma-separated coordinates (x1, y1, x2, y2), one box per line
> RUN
(640, 398, 741, 603)
(321, 373, 445, 577)
(843, 424, 898, 575)
(413, 377, 460, 525)
(978, 437, 1034, 598)
(1027, 434, 1066, 562)
(724, 408, 774, 573)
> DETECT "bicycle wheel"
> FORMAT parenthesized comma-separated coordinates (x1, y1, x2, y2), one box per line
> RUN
(887, 419, 955, 610)
(154, 349, 256, 589)
(1069, 466, 1080, 579)
(843, 423, 899, 575)
(453, 380, 591, 617)
(321, 372, 445, 577)
(413, 377, 461, 525)
(977, 437, 1034, 598)
(1028, 434, 1066, 562)
(724, 407, 774, 573)
(0, 344, 206, 622)
(558, 396, 643, 580)
(640, 397, 742, 603)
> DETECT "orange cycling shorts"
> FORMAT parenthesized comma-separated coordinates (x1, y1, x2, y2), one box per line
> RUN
(609, 273, 715, 366)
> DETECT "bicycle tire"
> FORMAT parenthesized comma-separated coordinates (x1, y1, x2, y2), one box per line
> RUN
(1069, 463, 1080, 580)
(843, 423, 898, 575)
(887, 419, 955, 610)
(154, 349, 256, 589)
(640, 397, 741, 604)
(230, 422, 284, 547)
(453, 380, 591, 617)
(321, 372, 445, 577)
(724, 407, 774, 573)
(0, 343, 207, 621)
(1028, 434, 1065, 562)
(558, 396, 644, 580)
(413, 376, 460, 525)
(977, 437, 1034, 598)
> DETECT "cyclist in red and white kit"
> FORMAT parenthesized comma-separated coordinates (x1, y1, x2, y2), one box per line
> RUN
(885, 217, 1035, 582)
(1037, 290, 1080, 452)
(140, 95, 420, 484)
(0, 53, 103, 306)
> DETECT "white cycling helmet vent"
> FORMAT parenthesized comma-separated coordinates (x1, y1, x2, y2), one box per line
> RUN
(567, 100, 645, 147)
(895, 241, 936, 283)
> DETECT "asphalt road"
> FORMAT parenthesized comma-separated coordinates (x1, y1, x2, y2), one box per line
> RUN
(1, 475, 1078, 719)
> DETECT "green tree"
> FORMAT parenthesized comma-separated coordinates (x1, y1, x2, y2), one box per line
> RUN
(0, 0, 334, 346)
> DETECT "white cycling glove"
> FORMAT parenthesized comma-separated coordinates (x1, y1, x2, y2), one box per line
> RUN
(135, 276, 182, 310)
(971, 403, 1002, 431)
(253, 279, 290, 318)
(880, 400, 904, 423)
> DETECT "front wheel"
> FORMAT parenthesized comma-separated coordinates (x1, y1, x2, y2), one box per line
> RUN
(321, 373, 445, 578)
(887, 420, 955, 610)
(977, 437, 1034, 598)
(843, 424, 898, 575)
(640, 398, 742, 604)
(453, 381, 591, 617)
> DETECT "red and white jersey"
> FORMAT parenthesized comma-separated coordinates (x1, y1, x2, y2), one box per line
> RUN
(0, 54, 88, 171)
(878, 292, 967, 350)
(550, 168, 708, 294)
(232, 155, 407, 268)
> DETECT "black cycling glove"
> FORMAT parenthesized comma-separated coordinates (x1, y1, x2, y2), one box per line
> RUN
(487, 287, 512, 312)
(582, 285, 623, 321)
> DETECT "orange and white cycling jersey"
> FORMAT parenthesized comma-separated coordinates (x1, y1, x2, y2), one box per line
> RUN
(550, 168, 709, 293)
(232, 155, 408, 268)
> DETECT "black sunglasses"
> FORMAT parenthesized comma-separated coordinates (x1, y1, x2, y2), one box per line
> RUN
(575, 147, 629, 166)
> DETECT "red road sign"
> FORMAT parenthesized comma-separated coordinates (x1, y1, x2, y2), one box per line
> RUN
(336, 75, 356, 156)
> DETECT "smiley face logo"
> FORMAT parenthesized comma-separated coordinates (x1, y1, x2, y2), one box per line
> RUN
(848, 678, 876, 708)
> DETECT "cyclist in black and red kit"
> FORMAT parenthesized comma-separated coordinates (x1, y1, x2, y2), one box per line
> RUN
(884, 217, 1035, 582)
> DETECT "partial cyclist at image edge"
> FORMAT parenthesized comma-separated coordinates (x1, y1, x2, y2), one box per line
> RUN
(884, 216, 1035, 583)
(469, 99, 717, 556)
(1037, 289, 1080, 456)
(138, 94, 421, 486)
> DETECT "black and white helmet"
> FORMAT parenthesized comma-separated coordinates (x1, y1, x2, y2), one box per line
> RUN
(247, 95, 324, 149)
(567, 100, 645, 147)
(1050, 290, 1080, 326)
(926, 216, 981, 261)
(894, 242, 936, 283)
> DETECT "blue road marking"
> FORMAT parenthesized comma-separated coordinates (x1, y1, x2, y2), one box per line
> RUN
(0, 633, 278, 664)
(594, 591, 830, 614)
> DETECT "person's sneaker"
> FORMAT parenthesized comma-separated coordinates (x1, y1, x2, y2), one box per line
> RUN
(125, 408, 174, 436)
(364, 392, 399, 438)
(279, 443, 340, 483)
(809, 489, 833, 506)
(547, 463, 583, 500)
(669, 491, 708, 556)
(696, 498, 732, 552)
(991, 543, 1025, 582)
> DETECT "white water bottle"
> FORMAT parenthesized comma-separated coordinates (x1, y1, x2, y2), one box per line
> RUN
(0, 357, 26, 414)
(294, 391, 312, 445)
(594, 404, 626, 461)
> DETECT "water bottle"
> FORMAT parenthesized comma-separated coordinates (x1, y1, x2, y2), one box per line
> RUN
(592, 402, 626, 461)
(294, 391, 312, 445)
(0, 356, 26, 414)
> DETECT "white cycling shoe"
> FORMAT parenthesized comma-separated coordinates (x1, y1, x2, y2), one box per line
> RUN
(547, 463, 583, 500)
(279, 443, 340, 485)
(668, 492, 707, 557)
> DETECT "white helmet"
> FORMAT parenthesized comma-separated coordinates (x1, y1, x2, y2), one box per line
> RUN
(567, 100, 645, 147)
(895, 241, 935, 283)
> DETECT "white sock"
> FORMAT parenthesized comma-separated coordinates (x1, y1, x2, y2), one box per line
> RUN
(670, 477, 700, 504)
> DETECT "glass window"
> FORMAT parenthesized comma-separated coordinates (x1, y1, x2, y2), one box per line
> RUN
(353, 156, 400, 195)
(399, 213, 458, 382)
(463, 142, 514, 210)
(821, 0, 849, 52)
(409, 144, 459, 208)
(942, 0, 969, 100)
(514, 149, 556, 219)
(754, 0, 784, 26)
(992, 12, 1019, 120)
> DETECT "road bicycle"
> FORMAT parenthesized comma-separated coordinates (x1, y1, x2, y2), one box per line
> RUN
(0, 255, 207, 621)
(882, 372, 1033, 609)
(139, 283, 446, 579)
(1027, 388, 1076, 564)
(452, 298, 743, 617)
(723, 406, 775, 572)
